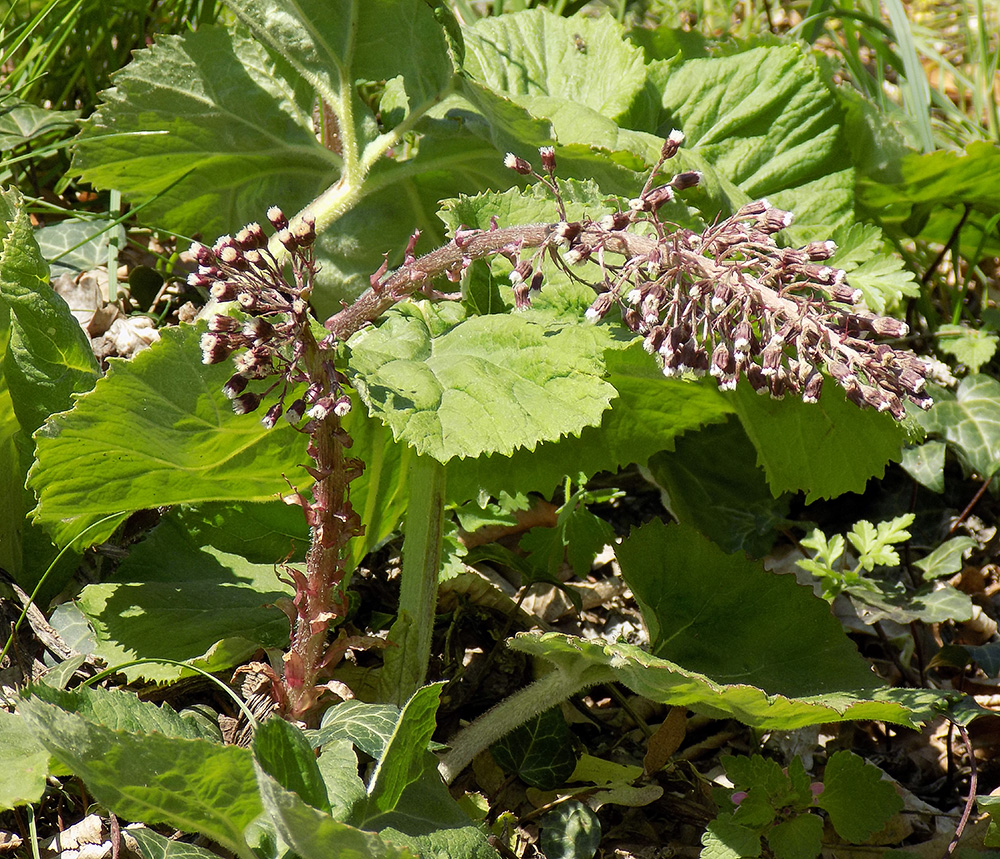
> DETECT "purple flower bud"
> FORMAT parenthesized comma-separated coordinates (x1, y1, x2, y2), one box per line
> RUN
(670, 171, 701, 191)
(711, 343, 734, 377)
(222, 374, 249, 399)
(261, 402, 283, 429)
(333, 396, 352, 417)
(513, 283, 531, 310)
(210, 281, 238, 301)
(503, 152, 532, 175)
(644, 184, 675, 210)
(564, 245, 591, 265)
(747, 363, 768, 393)
(644, 326, 666, 354)
(307, 397, 334, 421)
(188, 272, 213, 289)
(277, 228, 297, 252)
(802, 372, 823, 404)
(232, 392, 263, 414)
(539, 146, 556, 173)
(830, 283, 862, 304)
(209, 315, 240, 333)
(267, 206, 288, 230)
(200, 333, 232, 364)
(805, 240, 837, 261)
(529, 271, 544, 292)
(191, 242, 216, 265)
(870, 317, 909, 338)
(899, 368, 926, 394)
(738, 200, 771, 217)
(243, 317, 275, 341)
(759, 208, 794, 233)
(509, 259, 532, 285)
(661, 129, 684, 159)
(585, 292, 616, 322)
(236, 223, 266, 250)
(290, 214, 316, 247)
(598, 212, 631, 231)
(285, 399, 306, 423)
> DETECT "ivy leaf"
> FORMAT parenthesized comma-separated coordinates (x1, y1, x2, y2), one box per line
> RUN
(734, 380, 906, 503)
(826, 223, 919, 314)
(937, 323, 999, 373)
(0, 97, 78, 149)
(313, 700, 402, 760)
(913, 536, 976, 580)
(490, 707, 577, 790)
(29, 323, 311, 548)
(539, 800, 602, 859)
(35, 218, 126, 277)
(347, 300, 616, 462)
(899, 439, 946, 493)
(815, 751, 903, 842)
(914, 375, 1000, 479)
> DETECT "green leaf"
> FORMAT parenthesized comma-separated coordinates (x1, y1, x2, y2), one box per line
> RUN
(0, 98, 78, 150)
(35, 218, 126, 276)
(618, 522, 879, 698)
(19, 696, 261, 859)
(913, 536, 976, 580)
(899, 440, 946, 493)
(128, 826, 223, 859)
(314, 700, 402, 760)
(316, 739, 366, 822)
(71, 26, 338, 239)
(367, 684, 443, 814)
(538, 800, 602, 859)
(701, 817, 761, 859)
(462, 11, 653, 130)
(766, 813, 823, 859)
(816, 751, 903, 842)
(0, 709, 48, 810)
(659, 45, 854, 237)
(979, 795, 1000, 848)
(858, 140, 1000, 259)
(446, 343, 733, 502)
(511, 630, 949, 731)
(826, 223, 919, 314)
(643, 417, 790, 556)
(253, 764, 415, 859)
(348, 300, 616, 462)
(253, 718, 330, 814)
(75, 517, 291, 683)
(27, 685, 214, 740)
(914, 375, 1000, 479)
(0, 186, 100, 435)
(734, 380, 906, 503)
(29, 322, 311, 548)
(490, 706, 577, 790)
(847, 514, 913, 571)
(937, 324, 999, 373)
(848, 583, 974, 626)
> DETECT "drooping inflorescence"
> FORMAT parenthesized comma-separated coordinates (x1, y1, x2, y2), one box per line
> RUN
(497, 135, 931, 420)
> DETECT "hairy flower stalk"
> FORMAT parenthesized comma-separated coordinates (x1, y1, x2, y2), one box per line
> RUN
(196, 209, 370, 722)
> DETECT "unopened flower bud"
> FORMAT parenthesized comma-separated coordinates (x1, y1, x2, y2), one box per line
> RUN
(267, 206, 288, 230)
(529, 271, 544, 292)
(222, 374, 249, 399)
(759, 208, 793, 232)
(308, 397, 334, 420)
(644, 185, 675, 210)
(210, 281, 238, 301)
(236, 223, 266, 250)
(513, 283, 531, 310)
(509, 259, 532, 285)
(261, 402, 283, 429)
(539, 146, 556, 173)
(209, 315, 240, 333)
(503, 152, 532, 174)
(190, 242, 215, 265)
(662, 129, 685, 159)
(200, 333, 232, 365)
(285, 399, 306, 423)
(232, 392, 264, 414)
(670, 171, 701, 191)
(804, 240, 837, 261)
(585, 292, 616, 322)
(599, 211, 631, 231)
(802, 372, 823, 404)
(563, 245, 591, 265)
(290, 214, 316, 247)
(870, 317, 909, 338)
(277, 228, 297, 251)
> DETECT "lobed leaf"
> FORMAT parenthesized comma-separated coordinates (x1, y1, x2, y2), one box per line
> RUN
(815, 751, 903, 842)
(914, 375, 1000, 479)
(0, 709, 48, 810)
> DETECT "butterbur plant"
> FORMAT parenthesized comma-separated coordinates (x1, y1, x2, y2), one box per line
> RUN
(4, 5, 982, 857)
(198, 140, 933, 726)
